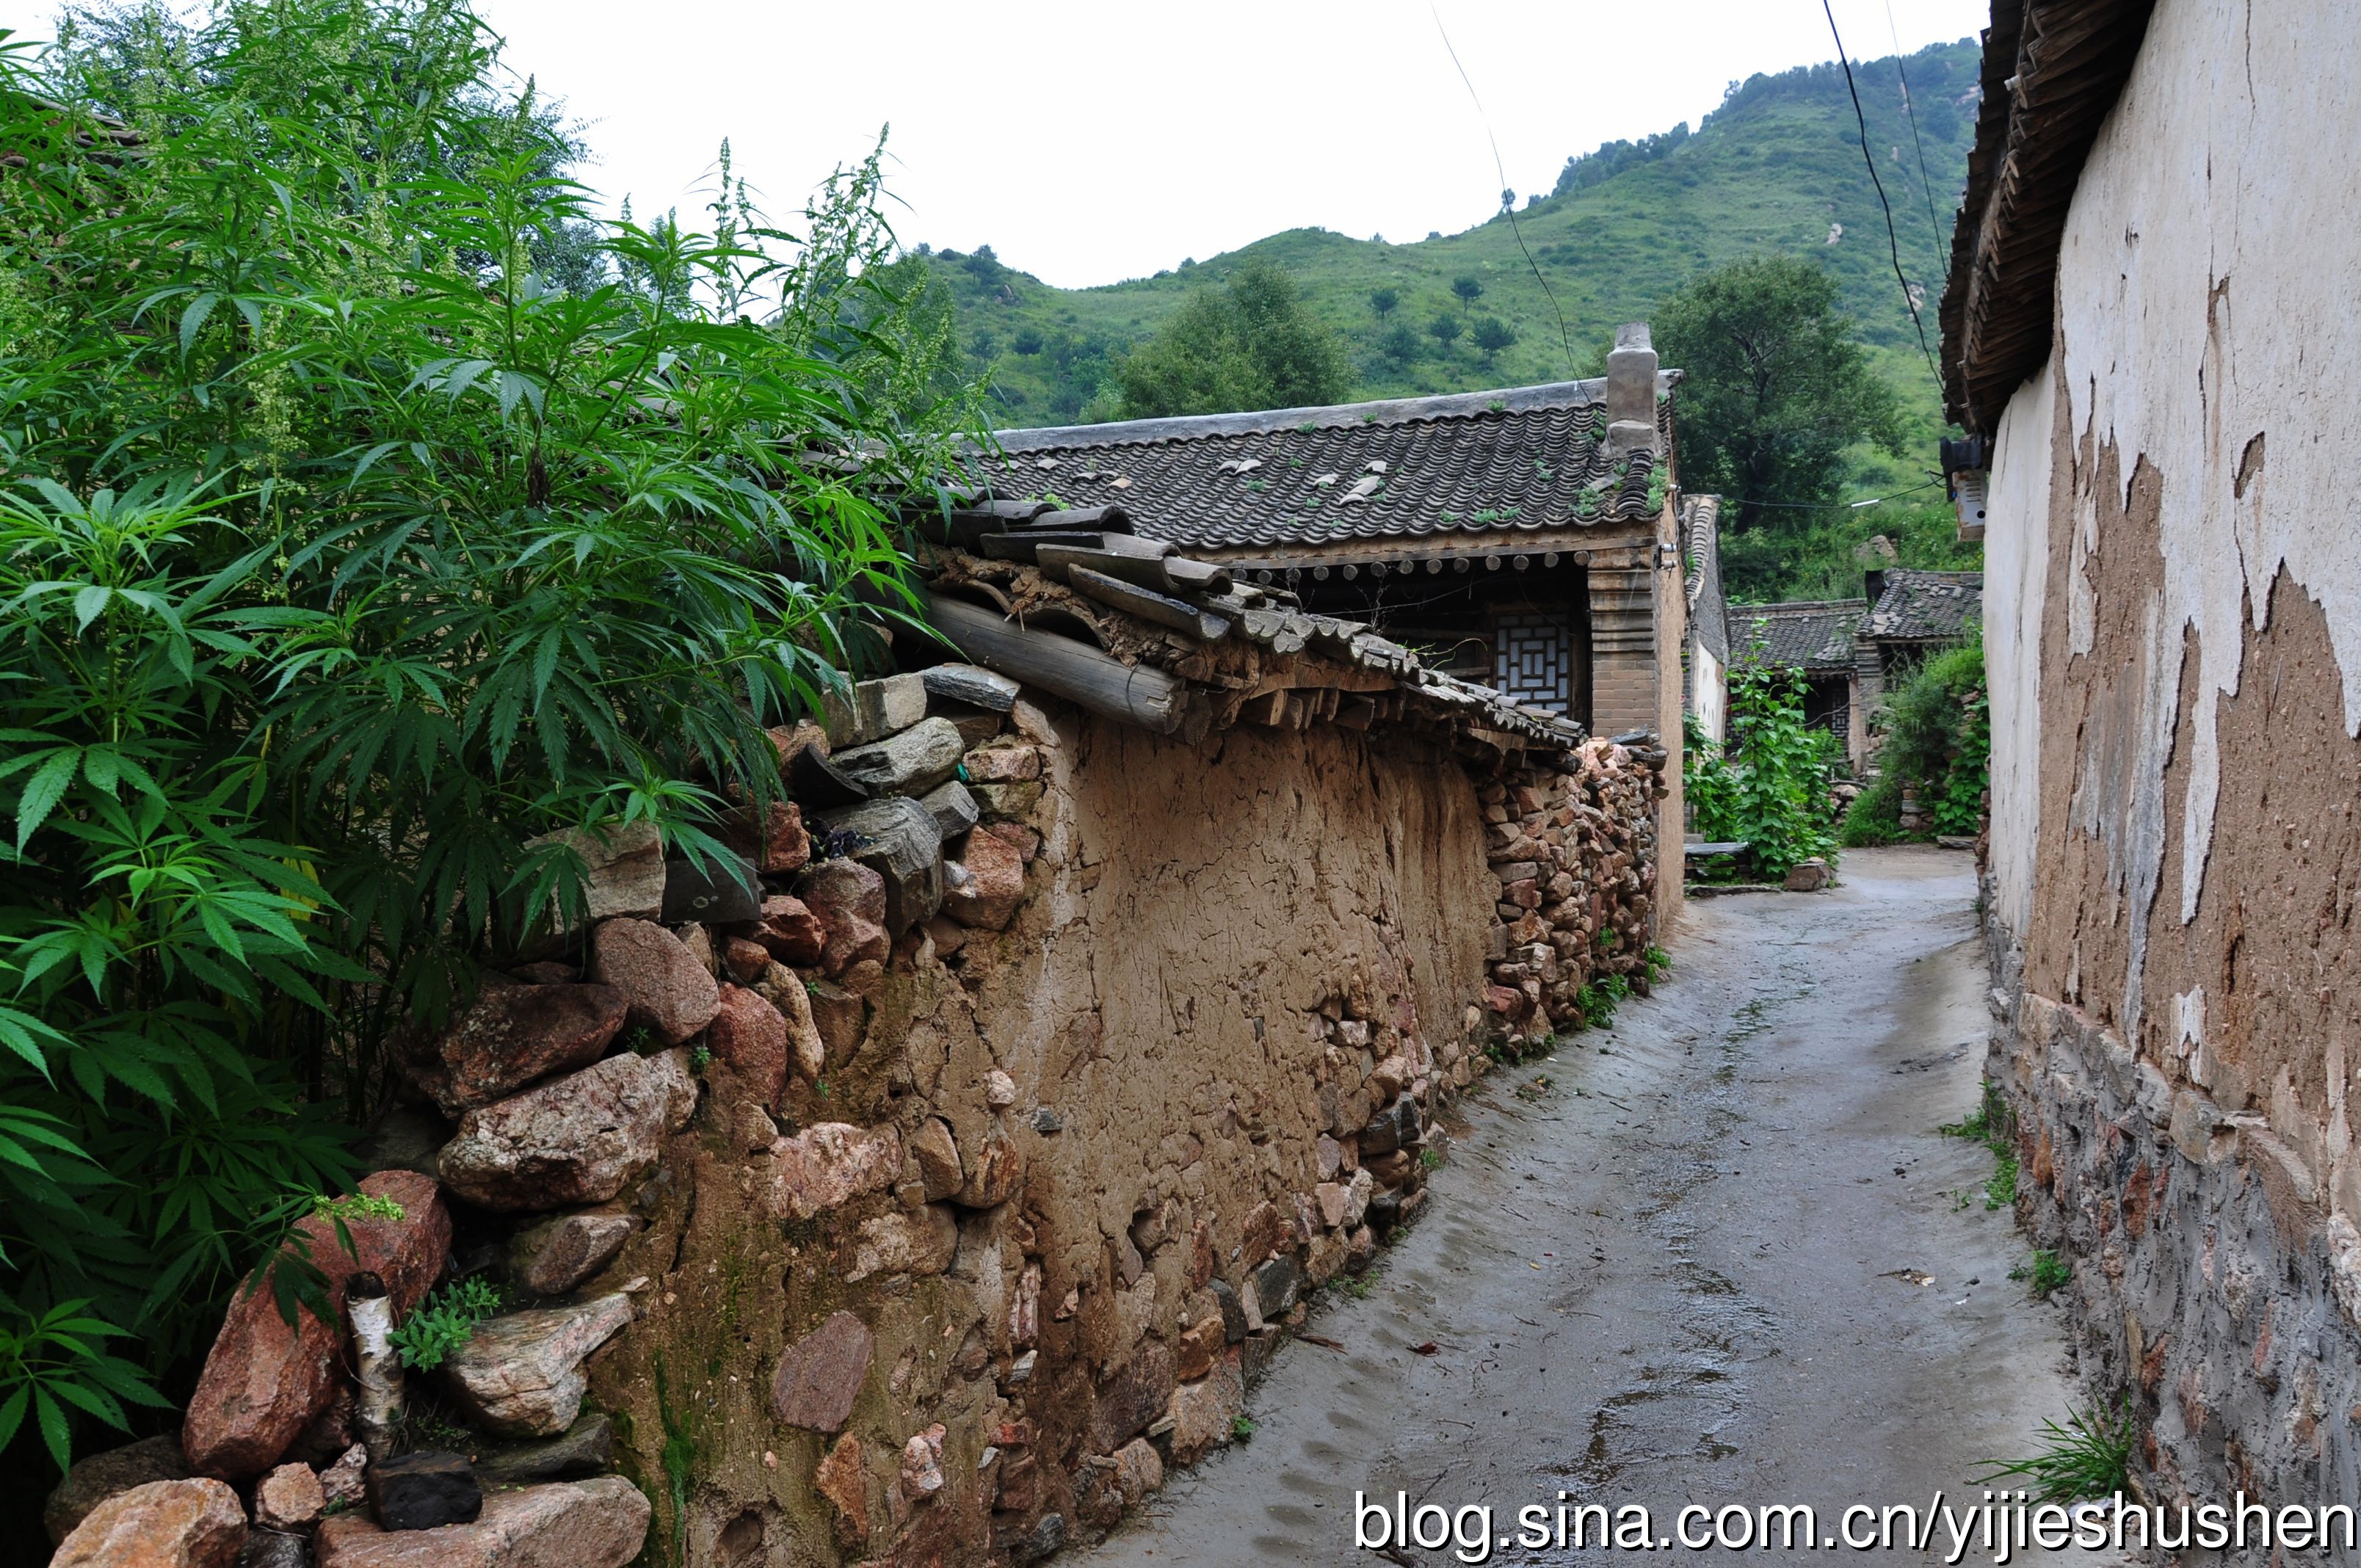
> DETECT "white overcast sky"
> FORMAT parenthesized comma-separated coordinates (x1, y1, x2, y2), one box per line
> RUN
(47, 0, 1993, 287)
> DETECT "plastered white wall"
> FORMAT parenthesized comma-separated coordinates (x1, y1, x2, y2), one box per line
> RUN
(1984, 368, 2053, 942)
(1985, 0, 2361, 1035)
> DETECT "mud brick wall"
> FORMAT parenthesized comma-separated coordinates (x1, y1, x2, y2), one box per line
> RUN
(578, 697, 1664, 1564)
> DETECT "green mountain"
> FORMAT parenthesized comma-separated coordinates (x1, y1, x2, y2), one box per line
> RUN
(921, 40, 1979, 434)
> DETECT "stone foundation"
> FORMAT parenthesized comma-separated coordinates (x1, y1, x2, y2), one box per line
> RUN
(1985, 901, 2361, 1546)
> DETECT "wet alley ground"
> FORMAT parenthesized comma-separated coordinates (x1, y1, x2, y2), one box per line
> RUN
(1083, 846, 2107, 1566)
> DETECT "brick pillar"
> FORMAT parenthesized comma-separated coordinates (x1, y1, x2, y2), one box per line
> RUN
(1586, 562, 1657, 738)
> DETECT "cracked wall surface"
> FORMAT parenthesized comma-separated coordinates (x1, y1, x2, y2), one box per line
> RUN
(1981, 0, 2361, 1533)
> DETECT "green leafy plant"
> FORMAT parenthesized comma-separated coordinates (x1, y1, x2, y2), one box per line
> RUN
(0, 1302, 173, 1470)
(0, 0, 975, 1478)
(1976, 1401, 2136, 1502)
(2012, 1250, 2072, 1299)
(1230, 1415, 1257, 1440)
(313, 1194, 406, 1226)
(1843, 634, 1987, 845)
(1941, 1082, 2019, 1211)
(390, 1277, 506, 1372)
(1688, 653, 1842, 879)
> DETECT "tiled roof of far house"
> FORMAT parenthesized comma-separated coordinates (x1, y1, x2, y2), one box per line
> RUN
(973, 377, 1680, 555)
(1728, 600, 1868, 670)
(1863, 569, 1984, 641)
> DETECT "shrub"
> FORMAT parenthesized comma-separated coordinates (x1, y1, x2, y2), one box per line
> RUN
(1840, 633, 1987, 843)
(0, 0, 974, 1476)
(1687, 656, 1841, 879)
(390, 1277, 506, 1372)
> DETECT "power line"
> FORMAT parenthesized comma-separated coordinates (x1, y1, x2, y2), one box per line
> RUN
(1747, 479, 1942, 510)
(1820, 0, 1941, 388)
(1885, 0, 1949, 277)
(1429, 7, 1576, 379)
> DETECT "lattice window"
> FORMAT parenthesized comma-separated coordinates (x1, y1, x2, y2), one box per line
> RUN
(1492, 611, 1570, 715)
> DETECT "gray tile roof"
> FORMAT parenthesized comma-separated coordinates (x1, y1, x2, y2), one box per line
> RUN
(1728, 600, 1868, 670)
(973, 377, 1678, 553)
(1863, 569, 1984, 641)
(1681, 495, 1728, 665)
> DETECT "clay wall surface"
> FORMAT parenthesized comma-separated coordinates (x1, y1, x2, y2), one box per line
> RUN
(580, 705, 1662, 1565)
(1978, 0, 2361, 1528)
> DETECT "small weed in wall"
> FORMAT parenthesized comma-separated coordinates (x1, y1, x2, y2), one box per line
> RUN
(1941, 1082, 2020, 1211)
(1976, 1401, 2136, 1502)
(2011, 1250, 2072, 1299)
(391, 1277, 506, 1371)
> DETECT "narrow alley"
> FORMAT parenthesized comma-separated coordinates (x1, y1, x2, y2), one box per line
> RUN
(1085, 847, 2100, 1564)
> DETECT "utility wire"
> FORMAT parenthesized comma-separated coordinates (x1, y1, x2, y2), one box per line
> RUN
(1430, 6, 1576, 379)
(1885, 0, 1949, 277)
(1820, 0, 1940, 387)
(1747, 478, 1942, 510)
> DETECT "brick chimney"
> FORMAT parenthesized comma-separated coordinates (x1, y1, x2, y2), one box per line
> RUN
(1603, 321, 1659, 459)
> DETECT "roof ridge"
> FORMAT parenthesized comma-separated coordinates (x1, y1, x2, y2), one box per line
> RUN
(1733, 598, 1870, 614)
(987, 373, 1682, 451)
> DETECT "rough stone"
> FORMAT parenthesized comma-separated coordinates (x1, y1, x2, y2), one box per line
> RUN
(1359, 1095, 1419, 1156)
(771, 1311, 873, 1433)
(799, 860, 891, 976)
(984, 821, 1042, 861)
(909, 1117, 963, 1201)
(476, 1414, 614, 1485)
(1240, 1199, 1283, 1264)
(437, 1050, 697, 1212)
(856, 672, 931, 739)
(983, 1070, 1019, 1108)
(832, 716, 965, 796)
(186, 1171, 449, 1478)
(52, 1478, 245, 1568)
(1208, 1278, 1248, 1343)
(805, 979, 865, 1067)
(706, 984, 789, 1106)
(899, 1423, 946, 1500)
(1251, 1253, 1302, 1318)
(505, 1208, 636, 1296)
(813, 1434, 868, 1547)
(1783, 857, 1832, 893)
(1364, 1148, 1416, 1189)
(1167, 1349, 1246, 1466)
(443, 1295, 634, 1438)
(845, 1205, 960, 1282)
(240, 1530, 311, 1568)
(365, 1451, 480, 1531)
(398, 980, 628, 1116)
(954, 1125, 1023, 1209)
(750, 963, 826, 1081)
(943, 827, 1025, 931)
(1174, 1315, 1227, 1382)
(523, 821, 664, 929)
(317, 1445, 366, 1510)
(828, 794, 945, 934)
(748, 894, 827, 968)
(719, 936, 770, 983)
(972, 780, 1045, 820)
(767, 1122, 903, 1221)
(1111, 1437, 1164, 1503)
(45, 1433, 192, 1545)
(923, 663, 1020, 712)
(962, 744, 1041, 783)
(255, 1463, 324, 1532)
(659, 852, 763, 926)
(916, 780, 981, 841)
(725, 799, 809, 876)
(316, 1478, 648, 1568)
(587, 919, 717, 1048)
(1089, 1343, 1176, 1451)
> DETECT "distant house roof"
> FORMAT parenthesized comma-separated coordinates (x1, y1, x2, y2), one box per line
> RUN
(978, 377, 1678, 556)
(1729, 600, 1868, 671)
(1863, 568, 1984, 642)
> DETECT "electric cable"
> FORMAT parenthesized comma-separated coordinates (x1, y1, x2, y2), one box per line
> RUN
(1820, 0, 1940, 387)
(1885, 0, 1950, 277)
(1429, 6, 1576, 379)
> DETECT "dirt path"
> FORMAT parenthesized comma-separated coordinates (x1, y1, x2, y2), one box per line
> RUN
(1083, 846, 2106, 1565)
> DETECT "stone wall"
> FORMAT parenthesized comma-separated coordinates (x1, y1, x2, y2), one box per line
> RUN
(1973, 0, 2361, 1537)
(79, 639, 1667, 1567)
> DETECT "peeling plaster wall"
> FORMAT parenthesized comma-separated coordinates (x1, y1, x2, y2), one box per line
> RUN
(1980, 0, 2361, 1528)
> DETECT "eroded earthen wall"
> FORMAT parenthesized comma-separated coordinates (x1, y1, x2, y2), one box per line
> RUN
(1980, 0, 2361, 1527)
(584, 705, 1661, 1565)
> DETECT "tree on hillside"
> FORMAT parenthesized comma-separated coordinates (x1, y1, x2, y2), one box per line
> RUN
(1653, 257, 1904, 534)
(1112, 260, 1349, 418)
(1369, 286, 1399, 322)
(1379, 324, 1424, 366)
(1470, 317, 1518, 369)
(1451, 275, 1484, 314)
(1427, 312, 1465, 352)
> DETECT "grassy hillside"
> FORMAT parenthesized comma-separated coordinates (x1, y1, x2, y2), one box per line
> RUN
(922, 40, 1977, 437)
